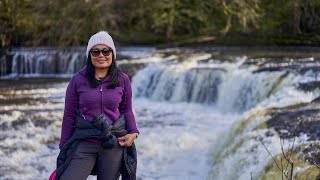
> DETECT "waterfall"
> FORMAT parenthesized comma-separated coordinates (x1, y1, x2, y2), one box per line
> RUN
(131, 56, 320, 179)
(215, 70, 290, 112)
(133, 63, 224, 103)
(132, 61, 295, 112)
(0, 48, 86, 77)
(0, 47, 156, 78)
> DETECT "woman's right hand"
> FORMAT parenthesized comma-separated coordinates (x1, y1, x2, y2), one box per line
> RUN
(118, 133, 138, 147)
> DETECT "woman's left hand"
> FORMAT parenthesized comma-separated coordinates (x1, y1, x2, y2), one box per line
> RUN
(118, 133, 138, 147)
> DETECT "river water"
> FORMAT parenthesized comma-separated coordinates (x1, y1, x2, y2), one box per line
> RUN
(0, 47, 319, 180)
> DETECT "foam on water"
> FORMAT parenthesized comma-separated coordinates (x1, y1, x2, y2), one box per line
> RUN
(133, 99, 238, 180)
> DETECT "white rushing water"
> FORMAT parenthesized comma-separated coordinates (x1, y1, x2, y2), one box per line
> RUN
(0, 47, 156, 78)
(131, 56, 320, 179)
(0, 82, 238, 180)
(0, 50, 319, 180)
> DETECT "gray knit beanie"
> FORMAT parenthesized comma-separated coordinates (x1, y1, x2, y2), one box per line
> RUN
(86, 31, 116, 59)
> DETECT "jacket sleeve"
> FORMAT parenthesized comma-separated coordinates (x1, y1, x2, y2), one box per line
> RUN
(59, 76, 79, 149)
(119, 74, 139, 134)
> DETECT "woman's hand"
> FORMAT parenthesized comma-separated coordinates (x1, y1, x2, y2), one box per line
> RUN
(118, 133, 138, 147)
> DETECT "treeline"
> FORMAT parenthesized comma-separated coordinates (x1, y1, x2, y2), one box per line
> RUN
(1, 0, 320, 48)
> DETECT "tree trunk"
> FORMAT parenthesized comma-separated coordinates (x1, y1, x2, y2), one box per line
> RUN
(166, 0, 176, 41)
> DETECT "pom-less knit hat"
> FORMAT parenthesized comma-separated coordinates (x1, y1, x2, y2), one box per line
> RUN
(86, 31, 116, 59)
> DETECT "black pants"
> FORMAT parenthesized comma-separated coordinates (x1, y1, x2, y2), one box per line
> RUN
(60, 140, 124, 180)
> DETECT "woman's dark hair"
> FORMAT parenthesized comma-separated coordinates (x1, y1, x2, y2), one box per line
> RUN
(86, 52, 122, 89)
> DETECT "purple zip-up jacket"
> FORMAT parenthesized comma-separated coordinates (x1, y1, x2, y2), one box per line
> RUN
(59, 66, 139, 149)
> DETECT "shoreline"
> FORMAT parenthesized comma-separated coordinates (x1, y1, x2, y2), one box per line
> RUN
(2, 45, 320, 62)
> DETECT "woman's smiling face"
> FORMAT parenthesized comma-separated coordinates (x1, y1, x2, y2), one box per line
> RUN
(90, 44, 113, 70)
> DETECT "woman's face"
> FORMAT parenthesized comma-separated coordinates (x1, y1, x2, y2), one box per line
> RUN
(90, 44, 113, 70)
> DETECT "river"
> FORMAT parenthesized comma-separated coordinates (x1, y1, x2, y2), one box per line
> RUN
(0, 46, 319, 180)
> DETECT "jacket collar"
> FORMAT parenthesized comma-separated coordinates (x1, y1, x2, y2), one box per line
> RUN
(78, 66, 111, 83)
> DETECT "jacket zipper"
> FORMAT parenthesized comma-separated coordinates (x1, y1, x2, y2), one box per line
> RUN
(100, 85, 103, 114)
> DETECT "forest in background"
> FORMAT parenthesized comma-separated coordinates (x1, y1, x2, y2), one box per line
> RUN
(1, 0, 320, 48)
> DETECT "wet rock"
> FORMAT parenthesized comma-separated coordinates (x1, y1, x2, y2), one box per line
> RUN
(266, 108, 320, 141)
(31, 119, 55, 128)
(11, 118, 31, 129)
(254, 64, 320, 74)
(298, 81, 320, 92)
(138, 119, 184, 128)
(300, 66, 320, 74)
(301, 143, 320, 168)
(253, 65, 300, 73)
(251, 56, 320, 74)
(0, 121, 11, 131)
(312, 96, 320, 103)
(118, 63, 147, 79)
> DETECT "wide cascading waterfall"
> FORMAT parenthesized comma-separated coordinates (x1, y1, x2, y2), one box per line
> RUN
(132, 61, 293, 113)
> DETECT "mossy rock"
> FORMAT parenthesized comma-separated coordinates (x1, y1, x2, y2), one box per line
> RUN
(260, 144, 320, 180)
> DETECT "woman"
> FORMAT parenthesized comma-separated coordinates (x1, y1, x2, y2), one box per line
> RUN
(58, 31, 139, 180)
